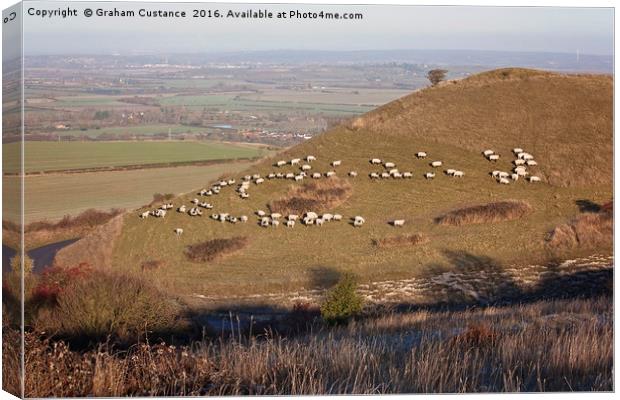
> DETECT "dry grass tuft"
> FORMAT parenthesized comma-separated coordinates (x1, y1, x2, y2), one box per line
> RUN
(372, 233, 428, 248)
(185, 236, 249, 262)
(435, 200, 532, 226)
(269, 178, 352, 215)
(546, 211, 612, 250)
(141, 259, 165, 272)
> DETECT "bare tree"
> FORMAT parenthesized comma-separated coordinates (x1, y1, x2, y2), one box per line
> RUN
(427, 69, 448, 86)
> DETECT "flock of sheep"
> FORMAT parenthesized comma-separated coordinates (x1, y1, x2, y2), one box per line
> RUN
(138, 147, 542, 235)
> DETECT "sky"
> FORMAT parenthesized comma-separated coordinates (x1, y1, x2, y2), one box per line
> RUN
(15, 1, 615, 56)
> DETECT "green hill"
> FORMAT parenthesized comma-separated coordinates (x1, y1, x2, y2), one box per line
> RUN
(58, 69, 612, 303)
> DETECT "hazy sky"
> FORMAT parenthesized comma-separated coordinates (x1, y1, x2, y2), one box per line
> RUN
(19, 1, 614, 56)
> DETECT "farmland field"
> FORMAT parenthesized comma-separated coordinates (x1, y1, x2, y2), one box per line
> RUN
(4, 162, 256, 223)
(4, 140, 268, 173)
(49, 124, 207, 138)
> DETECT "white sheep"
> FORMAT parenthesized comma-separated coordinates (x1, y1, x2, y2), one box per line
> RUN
(403, 172, 413, 178)
(526, 160, 538, 166)
(514, 159, 526, 166)
(511, 173, 519, 181)
(430, 161, 443, 168)
(312, 172, 322, 179)
(256, 210, 266, 217)
(353, 216, 365, 227)
(294, 175, 304, 182)
(260, 217, 270, 227)
(384, 162, 396, 168)
(290, 158, 301, 165)
(331, 160, 342, 167)
(416, 152, 427, 159)
(252, 174, 260, 180)
(306, 155, 316, 162)
(388, 168, 399, 175)
(271, 220, 280, 228)
(271, 213, 282, 219)
(325, 171, 336, 177)
(286, 173, 295, 179)
(445, 169, 456, 176)
(240, 215, 248, 223)
(369, 172, 380, 179)
(528, 176, 541, 183)
(255, 178, 265, 184)
(333, 214, 343, 221)
(322, 213, 334, 222)
(315, 218, 325, 226)
(276, 173, 284, 179)
(243, 175, 252, 181)
(276, 161, 287, 167)
(139, 211, 149, 219)
(240, 193, 250, 199)
(392, 219, 405, 227)
(174, 228, 183, 235)
(425, 172, 436, 179)
(210, 213, 219, 220)
(288, 214, 299, 221)
(499, 178, 510, 185)
(498, 171, 510, 179)
(268, 173, 276, 179)
(301, 164, 312, 171)
(488, 154, 500, 161)
(286, 220, 295, 228)
(492, 170, 502, 178)
(370, 158, 382, 164)
(483, 150, 494, 156)
(381, 172, 390, 178)
(513, 148, 524, 154)
(178, 205, 186, 213)
(302, 217, 314, 225)
(348, 171, 358, 177)
(305, 211, 319, 220)
(453, 171, 464, 178)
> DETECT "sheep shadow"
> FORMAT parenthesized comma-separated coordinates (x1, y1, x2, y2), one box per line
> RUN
(575, 199, 601, 213)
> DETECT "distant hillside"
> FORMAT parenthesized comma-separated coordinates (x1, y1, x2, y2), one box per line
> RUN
(348, 68, 612, 187)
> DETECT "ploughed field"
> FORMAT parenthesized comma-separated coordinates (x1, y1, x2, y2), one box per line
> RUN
(101, 69, 612, 300)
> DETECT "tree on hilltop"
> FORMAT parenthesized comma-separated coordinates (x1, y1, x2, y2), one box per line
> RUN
(427, 69, 448, 86)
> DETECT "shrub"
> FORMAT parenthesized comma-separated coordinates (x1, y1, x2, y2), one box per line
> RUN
(24, 208, 123, 232)
(372, 233, 427, 248)
(320, 273, 364, 325)
(435, 200, 532, 226)
(41, 271, 179, 343)
(269, 178, 352, 215)
(149, 193, 175, 206)
(546, 212, 613, 250)
(185, 236, 249, 262)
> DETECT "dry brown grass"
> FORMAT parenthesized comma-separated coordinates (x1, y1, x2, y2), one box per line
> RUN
(349, 68, 612, 187)
(269, 178, 352, 215)
(435, 200, 532, 226)
(546, 211, 613, 250)
(372, 233, 428, 248)
(141, 259, 166, 272)
(10, 295, 612, 396)
(185, 236, 249, 263)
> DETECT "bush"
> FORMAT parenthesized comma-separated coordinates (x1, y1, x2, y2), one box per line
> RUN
(435, 200, 532, 226)
(372, 233, 427, 248)
(185, 236, 249, 262)
(320, 273, 364, 325)
(40, 271, 179, 343)
(269, 179, 352, 215)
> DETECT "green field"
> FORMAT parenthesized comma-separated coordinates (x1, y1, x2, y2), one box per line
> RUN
(4, 162, 256, 223)
(53, 124, 207, 138)
(4, 140, 268, 173)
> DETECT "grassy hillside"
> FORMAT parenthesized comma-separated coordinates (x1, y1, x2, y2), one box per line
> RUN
(82, 68, 612, 300)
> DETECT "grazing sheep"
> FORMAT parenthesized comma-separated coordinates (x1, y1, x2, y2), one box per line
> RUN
(514, 159, 526, 166)
(199, 189, 207, 196)
(243, 175, 252, 181)
(488, 154, 500, 161)
(499, 178, 510, 185)
(256, 210, 266, 217)
(312, 172, 322, 179)
(528, 176, 541, 183)
(205, 190, 213, 196)
(228, 217, 238, 224)
(276, 161, 287, 167)
(261, 217, 270, 227)
(526, 160, 538, 166)
(518, 152, 532, 160)
(268, 173, 276, 179)
(252, 174, 261, 180)
(392, 219, 405, 227)
(219, 181, 228, 187)
(513, 148, 524, 154)
(174, 228, 183, 235)
(295, 175, 304, 182)
(301, 164, 312, 171)
(445, 169, 456, 176)
(255, 178, 265, 184)
(218, 213, 229, 222)
(511, 173, 519, 181)
(369, 172, 380, 179)
(228, 179, 236, 185)
(240, 215, 248, 223)
(322, 213, 334, 222)
(483, 150, 494, 156)
(271, 213, 282, 219)
(139, 211, 150, 219)
(286, 173, 295, 179)
(178, 205, 186, 213)
(155, 209, 166, 218)
(211, 213, 219, 220)
(425, 172, 436, 179)
(370, 158, 382, 164)
(416, 152, 427, 159)
(286, 220, 295, 228)
(192, 198, 199, 205)
(384, 162, 396, 168)
(331, 160, 342, 167)
(306, 155, 317, 162)
(453, 171, 464, 178)
(302, 217, 315, 226)
(492, 170, 502, 178)
(498, 171, 510, 179)
(288, 214, 299, 221)
(381, 172, 390, 179)
(290, 158, 301, 165)
(430, 161, 443, 168)
(333, 214, 343, 221)
(240, 193, 250, 199)
(315, 218, 325, 226)
(271, 220, 280, 228)
(348, 171, 358, 177)
(276, 173, 285, 178)
(353, 216, 365, 227)
(305, 211, 319, 220)
(403, 172, 413, 178)
(388, 168, 399, 175)
(393, 173, 403, 179)
(325, 171, 336, 178)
